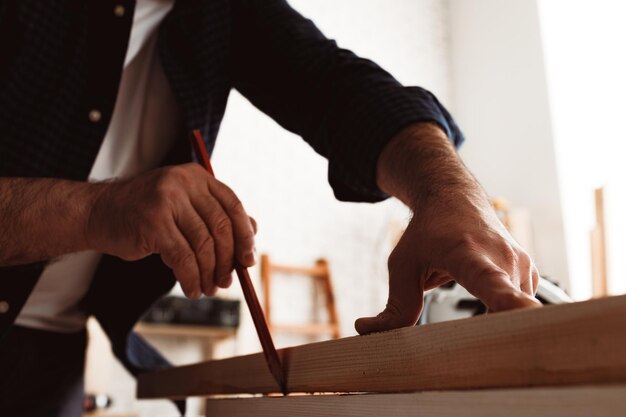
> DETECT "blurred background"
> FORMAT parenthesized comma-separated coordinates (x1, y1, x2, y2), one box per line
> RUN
(83, 0, 626, 415)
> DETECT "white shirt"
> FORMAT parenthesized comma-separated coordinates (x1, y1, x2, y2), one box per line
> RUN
(16, 0, 180, 332)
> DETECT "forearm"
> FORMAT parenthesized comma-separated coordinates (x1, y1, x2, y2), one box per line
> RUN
(376, 123, 486, 211)
(0, 177, 102, 266)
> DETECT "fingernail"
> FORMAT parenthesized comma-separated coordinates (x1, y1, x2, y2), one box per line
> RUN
(218, 275, 233, 289)
(217, 275, 233, 288)
(218, 274, 232, 287)
(245, 251, 255, 265)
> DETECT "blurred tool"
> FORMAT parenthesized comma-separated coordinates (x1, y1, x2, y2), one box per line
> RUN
(418, 277, 571, 325)
(83, 393, 112, 413)
(141, 296, 240, 328)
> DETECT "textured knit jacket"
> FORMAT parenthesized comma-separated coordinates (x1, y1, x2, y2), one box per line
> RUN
(0, 0, 463, 401)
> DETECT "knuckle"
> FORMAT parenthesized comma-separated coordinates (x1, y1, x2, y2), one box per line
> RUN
(154, 175, 180, 201)
(497, 241, 517, 268)
(186, 162, 207, 175)
(476, 264, 507, 281)
(504, 243, 517, 263)
(213, 216, 233, 237)
(170, 248, 196, 267)
(238, 229, 255, 247)
(160, 165, 199, 189)
(227, 197, 245, 216)
(517, 250, 532, 267)
(167, 165, 190, 180)
(514, 247, 532, 266)
(197, 235, 215, 255)
(188, 218, 208, 236)
(532, 264, 540, 277)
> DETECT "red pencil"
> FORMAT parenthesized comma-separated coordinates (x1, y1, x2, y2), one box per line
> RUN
(190, 129, 287, 395)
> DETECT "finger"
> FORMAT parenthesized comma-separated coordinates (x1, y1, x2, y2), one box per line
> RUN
(174, 201, 217, 295)
(190, 192, 234, 289)
(517, 252, 533, 296)
(208, 179, 256, 267)
(219, 273, 233, 289)
(158, 221, 203, 299)
(355, 245, 425, 335)
(531, 265, 540, 296)
(424, 270, 454, 291)
(249, 216, 258, 235)
(444, 249, 540, 313)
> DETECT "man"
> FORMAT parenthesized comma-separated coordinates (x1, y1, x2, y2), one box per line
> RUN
(0, 0, 540, 415)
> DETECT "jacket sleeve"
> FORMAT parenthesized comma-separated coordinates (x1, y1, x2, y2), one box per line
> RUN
(230, 0, 464, 202)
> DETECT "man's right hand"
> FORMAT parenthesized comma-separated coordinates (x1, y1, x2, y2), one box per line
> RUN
(86, 163, 256, 298)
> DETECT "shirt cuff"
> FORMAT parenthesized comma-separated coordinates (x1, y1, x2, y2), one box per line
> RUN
(327, 86, 464, 203)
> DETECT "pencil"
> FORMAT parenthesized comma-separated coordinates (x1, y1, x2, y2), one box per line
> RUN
(190, 129, 287, 395)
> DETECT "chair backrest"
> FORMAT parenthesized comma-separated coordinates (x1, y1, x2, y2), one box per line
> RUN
(260, 254, 340, 339)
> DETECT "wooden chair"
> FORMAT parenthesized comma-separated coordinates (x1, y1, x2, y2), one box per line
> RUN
(260, 254, 340, 339)
(591, 187, 608, 297)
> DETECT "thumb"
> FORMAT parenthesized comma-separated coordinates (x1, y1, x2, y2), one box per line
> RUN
(355, 251, 425, 335)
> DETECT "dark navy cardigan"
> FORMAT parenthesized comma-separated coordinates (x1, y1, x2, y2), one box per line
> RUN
(0, 0, 463, 412)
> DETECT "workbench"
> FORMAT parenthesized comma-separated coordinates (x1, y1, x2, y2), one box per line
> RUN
(137, 295, 626, 416)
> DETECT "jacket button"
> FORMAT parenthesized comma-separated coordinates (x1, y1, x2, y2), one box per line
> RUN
(0, 301, 9, 314)
(89, 109, 102, 123)
(114, 5, 126, 17)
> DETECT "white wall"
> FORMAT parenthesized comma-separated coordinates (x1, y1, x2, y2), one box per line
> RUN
(214, 0, 454, 354)
(538, 0, 626, 299)
(448, 0, 570, 289)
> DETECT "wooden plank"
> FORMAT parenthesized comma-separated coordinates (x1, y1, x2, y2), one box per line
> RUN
(271, 323, 339, 336)
(137, 295, 626, 399)
(134, 323, 236, 339)
(204, 385, 626, 417)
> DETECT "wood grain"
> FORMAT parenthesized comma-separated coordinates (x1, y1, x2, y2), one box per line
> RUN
(271, 323, 338, 336)
(137, 295, 626, 399)
(204, 385, 626, 417)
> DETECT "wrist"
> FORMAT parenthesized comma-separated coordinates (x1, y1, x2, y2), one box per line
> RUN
(79, 181, 114, 252)
(377, 122, 480, 210)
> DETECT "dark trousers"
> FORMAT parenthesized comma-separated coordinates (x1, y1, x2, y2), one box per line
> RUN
(0, 326, 86, 417)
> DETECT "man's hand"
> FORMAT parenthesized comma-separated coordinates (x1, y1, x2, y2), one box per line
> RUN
(87, 163, 256, 298)
(355, 123, 540, 334)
